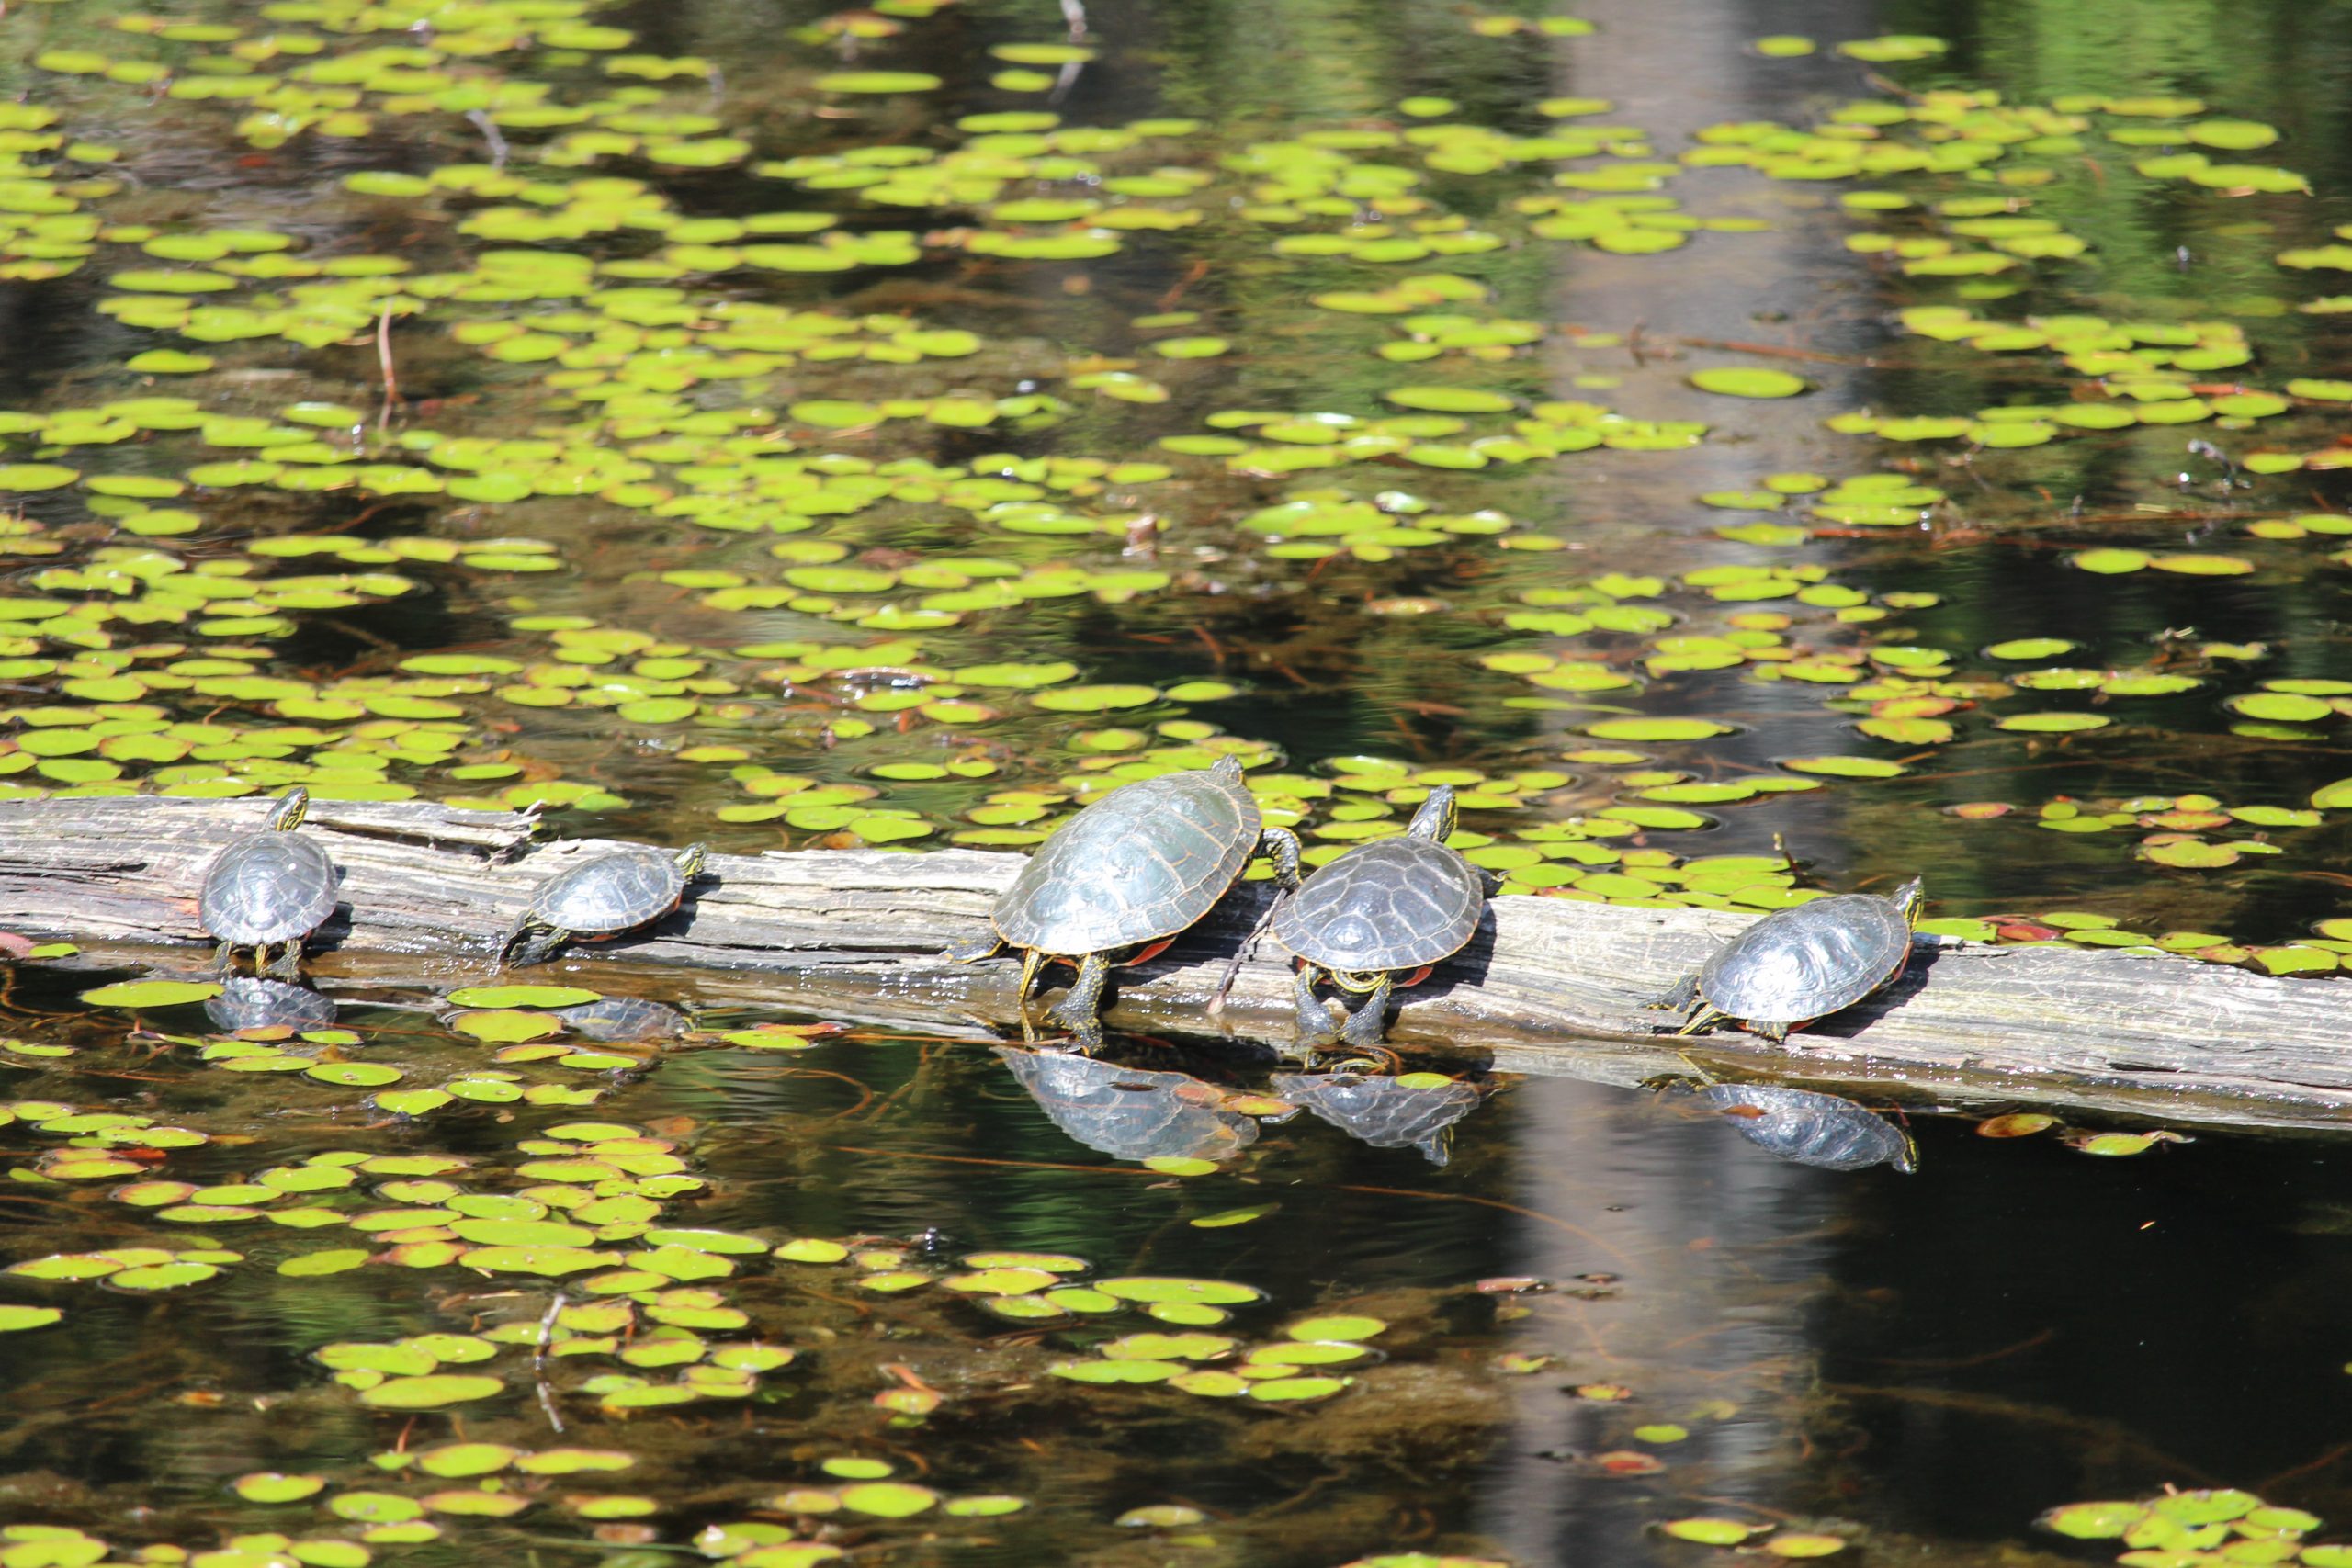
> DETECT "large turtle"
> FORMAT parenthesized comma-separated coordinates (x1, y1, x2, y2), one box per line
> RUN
(502, 843, 707, 967)
(1654, 878, 1926, 1043)
(1271, 786, 1484, 1048)
(952, 756, 1300, 1052)
(198, 787, 337, 978)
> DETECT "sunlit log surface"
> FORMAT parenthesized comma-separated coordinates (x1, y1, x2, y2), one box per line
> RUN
(3, 795, 2348, 1134)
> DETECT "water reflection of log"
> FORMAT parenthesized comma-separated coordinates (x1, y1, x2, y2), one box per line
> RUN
(7, 796, 2352, 1134)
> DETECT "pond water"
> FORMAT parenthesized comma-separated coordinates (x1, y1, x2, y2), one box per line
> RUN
(5, 0, 2352, 1562)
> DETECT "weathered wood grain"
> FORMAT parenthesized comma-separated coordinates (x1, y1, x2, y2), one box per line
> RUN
(3, 795, 2349, 1133)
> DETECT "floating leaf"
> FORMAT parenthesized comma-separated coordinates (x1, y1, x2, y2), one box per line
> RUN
(447, 985, 601, 1010)
(1689, 367, 1808, 399)
(359, 1374, 504, 1409)
(80, 979, 223, 1009)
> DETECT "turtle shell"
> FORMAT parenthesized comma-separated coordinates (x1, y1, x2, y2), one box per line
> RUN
(992, 762, 1261, 955)
(530, 847, 688, 934)
(199, 831, 336, 945)
(1695, 889, 1916, 1027)
(1272, 833, 1483, 973)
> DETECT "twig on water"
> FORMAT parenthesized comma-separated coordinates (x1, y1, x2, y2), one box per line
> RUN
(374, 304, 399, 435)
(534, 1290, 567, 1435)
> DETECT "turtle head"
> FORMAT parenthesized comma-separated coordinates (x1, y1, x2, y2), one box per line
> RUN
(1408, 785, 1457, 841)
(1210, 756, 1246, 782)
(676, 842, 710, 879)
(1891, 876, 1927, 925)
(266, 787, 311, 832)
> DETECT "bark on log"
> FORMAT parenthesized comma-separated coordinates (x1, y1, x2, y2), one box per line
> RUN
(1, 795, 2348, 1134)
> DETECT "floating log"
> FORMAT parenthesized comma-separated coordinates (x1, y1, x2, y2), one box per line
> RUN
(0, 795, 2346, 1134)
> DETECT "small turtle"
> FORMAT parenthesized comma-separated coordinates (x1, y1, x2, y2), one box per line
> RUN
(502, 843, 707, 968)
(198, 787, 337, 978)
(1655, 878, 1926, 1044)
(1271, 786, 1485, 1048)
(953, 757, 1300, 1052)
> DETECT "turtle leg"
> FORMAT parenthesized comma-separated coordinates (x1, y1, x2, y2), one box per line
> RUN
(946, 932, 1002, 964)
(1258, 827, 1305, 891)
(212, 941, 235, 974)
(1672, 1006, 1727, 1038)
(504, 919, 568, 968)
(1754, 1019, 1791, 1045)
(1045, 950, 1110, 1053)
(1336, 973, 1395, 1049)
(1649, 973, 1699, 1011)
(270, 941, 300, 981)
(1292, 964, 1340, 1048)
(1013, 946, 1046, 1042)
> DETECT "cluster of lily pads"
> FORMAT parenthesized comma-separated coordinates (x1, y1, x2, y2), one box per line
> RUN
(4, 0, 2352, 967)
(0, 1036, 1444, 1565)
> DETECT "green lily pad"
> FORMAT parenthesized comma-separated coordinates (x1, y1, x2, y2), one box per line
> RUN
(358, 1374, 505, 1409)
(1689, 367, 1809, 399)
(80, 979, 223, 1009)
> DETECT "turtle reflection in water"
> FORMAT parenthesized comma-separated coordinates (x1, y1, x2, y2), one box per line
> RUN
(1655, 878, 1926, 1044)
(1270, 1070, 1489, 1167)
(994, 1045, 1262, 1165)
(205, 976, 336, 1034)
(955, 758, 1301, 1052)
(1663, 1081, 1916, 1173)
(1272, 786, 1485, 1049)
(198, 787, 338, 978)
(555, 995, 687, 1042)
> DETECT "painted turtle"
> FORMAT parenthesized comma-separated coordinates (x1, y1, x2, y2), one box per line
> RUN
(198, 787, 337, 978)
(502, 843, 707, 967)
(953, 756, 1301, 1052)
(1654, 878, 1926, 1044)
(996, 1046, 1260, 1164)
(1271, 786, 1484, 1048)
(1270, 1070, 1487, 1167)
